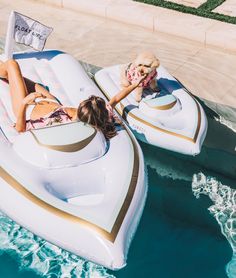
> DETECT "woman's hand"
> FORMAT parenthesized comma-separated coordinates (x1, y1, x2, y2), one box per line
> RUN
(109, 72, 148, 108)
(35, 83, 59, 102)
(22, 92, 45, 106)
(134, 73, 148, 87)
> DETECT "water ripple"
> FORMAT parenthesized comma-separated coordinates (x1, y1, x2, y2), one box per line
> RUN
(192, 173, 236, 278)
(0, 212, 114, 278)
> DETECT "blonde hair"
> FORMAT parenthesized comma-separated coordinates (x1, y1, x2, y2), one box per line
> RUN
(77, 95, 117, 139)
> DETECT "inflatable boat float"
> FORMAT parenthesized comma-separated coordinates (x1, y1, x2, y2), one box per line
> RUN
(95, 64, 208, 155)
(0, 50, 147, 270)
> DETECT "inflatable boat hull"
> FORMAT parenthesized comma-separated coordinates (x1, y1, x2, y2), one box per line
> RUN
(95, 64, 208, 155)
(0, 50, 147, 270)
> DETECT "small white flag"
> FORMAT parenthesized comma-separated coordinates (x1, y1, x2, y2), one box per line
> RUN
(14, 11, 53, 51)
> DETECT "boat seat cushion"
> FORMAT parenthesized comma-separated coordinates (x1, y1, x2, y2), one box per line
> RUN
(139, 94, 181, 118)
(143, 94, 177, 109)
(13, 121, 107, 168)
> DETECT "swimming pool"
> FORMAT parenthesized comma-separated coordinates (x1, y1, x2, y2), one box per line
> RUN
(0, 48, 235, 278)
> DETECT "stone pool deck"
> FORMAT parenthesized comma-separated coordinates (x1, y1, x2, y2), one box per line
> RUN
(0, 0, 235, 110)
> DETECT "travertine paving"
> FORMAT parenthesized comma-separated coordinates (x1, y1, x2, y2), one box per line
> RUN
(214, 0, 236, 17)
(0, 0, 235, 110)
(167, 0, 206, 8)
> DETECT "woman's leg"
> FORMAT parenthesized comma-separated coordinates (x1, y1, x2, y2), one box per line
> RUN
(1, 59, 29, 117)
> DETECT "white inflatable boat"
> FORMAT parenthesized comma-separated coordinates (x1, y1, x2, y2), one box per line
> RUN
(0, 50, 147, 270)
(95, 64, 208, 155)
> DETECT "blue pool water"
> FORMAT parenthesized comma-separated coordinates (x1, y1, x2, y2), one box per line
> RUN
(0, 56, 235, 277)
(0, 137, 235, 278)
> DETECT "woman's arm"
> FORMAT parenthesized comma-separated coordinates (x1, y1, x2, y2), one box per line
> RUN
(108, 74, 147, 108)
(15, 92, 44, 132)
(35, 83, 57, 100)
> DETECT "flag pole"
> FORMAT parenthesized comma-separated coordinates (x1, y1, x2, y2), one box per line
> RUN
(4, 11, 15, 60)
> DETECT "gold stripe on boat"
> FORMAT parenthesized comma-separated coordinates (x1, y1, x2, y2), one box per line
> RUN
(95, 77, 201, 143)
(145, 100, 177, 110)
(29, 129, 97, 152)
(0, 129, 139, 242)
(109, 129, 139, 239)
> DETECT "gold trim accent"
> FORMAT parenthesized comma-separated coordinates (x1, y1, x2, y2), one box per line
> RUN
(29, 129, 97, 152)
(0, 130, 139, 243)
(95, 77, 201, 143)
(109, 130, 139, 238)
(145, 100, 177, 110)
(121, 101, 201, 143)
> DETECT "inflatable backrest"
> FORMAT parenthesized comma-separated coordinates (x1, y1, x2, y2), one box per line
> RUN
(0, 50, 104, 143)
(0, 52, 73, 142)
(13, 121, 107, 168)
(14, 54, 72, 107)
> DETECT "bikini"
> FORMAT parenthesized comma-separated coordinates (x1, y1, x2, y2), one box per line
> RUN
(26, 98, 72, 130)
(26, 99, 114, 131)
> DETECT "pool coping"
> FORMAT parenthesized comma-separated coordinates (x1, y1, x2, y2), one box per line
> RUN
(38, 0, 236, 53)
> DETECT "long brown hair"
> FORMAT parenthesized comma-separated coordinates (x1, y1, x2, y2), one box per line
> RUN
(77, 95, 117, 139)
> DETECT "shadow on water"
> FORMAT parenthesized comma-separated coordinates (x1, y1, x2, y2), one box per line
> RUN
(112, 88, 236, 277)
(113, 95, 236, 277)
(159, 97, 236, 181)
(196, 98, 236, 180)
(114, 142, 234, 278)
